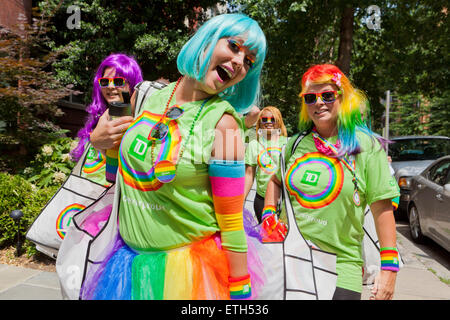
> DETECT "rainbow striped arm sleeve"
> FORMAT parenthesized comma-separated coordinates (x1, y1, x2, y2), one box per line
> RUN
(208, 159, 247, 253)
(392, 196, 399, 210)
(105, 147, 119, 183)
(380, 247, 400, 272)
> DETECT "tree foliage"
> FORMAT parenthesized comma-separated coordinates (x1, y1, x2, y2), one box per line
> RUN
(38, 0, 225, 104)
(0, 8, 79, 168)
(230, 0, 449, 136)
(30, 0, 450, 137)
(352, 0, 449, 132)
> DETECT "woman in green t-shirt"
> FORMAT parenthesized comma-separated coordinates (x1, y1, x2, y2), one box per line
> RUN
(265, 64, 400, 300)
(83, 13, 268, 300)
(244, 106, 288, 223)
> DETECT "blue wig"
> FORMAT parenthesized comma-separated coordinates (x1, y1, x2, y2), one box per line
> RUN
(177, 13, 267, 113)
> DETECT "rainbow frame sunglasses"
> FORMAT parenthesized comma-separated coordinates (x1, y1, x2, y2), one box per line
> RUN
(148, 105, 184, 141)
(301, 90, 342, 105)
(98, 77, 127, 88)
(227, 39, 256, 68)
(260, 116, 276, 124)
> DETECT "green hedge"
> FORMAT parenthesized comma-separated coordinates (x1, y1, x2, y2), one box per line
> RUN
(0, 172, 58, 255)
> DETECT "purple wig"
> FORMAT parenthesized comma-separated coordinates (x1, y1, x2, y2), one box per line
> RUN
(70, 53, 144, 161)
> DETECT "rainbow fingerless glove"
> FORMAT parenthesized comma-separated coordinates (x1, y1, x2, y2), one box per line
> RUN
(105, 147, 119, 183)
(209, 160, 247, 253)
(261, 205, 287, 242)
(380, 247, 400, 272)
(229, 274, 252, 299)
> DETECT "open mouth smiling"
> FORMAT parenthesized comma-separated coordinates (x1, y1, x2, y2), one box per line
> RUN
(315, 108, 329, 115)
(216, 65, 233, 83)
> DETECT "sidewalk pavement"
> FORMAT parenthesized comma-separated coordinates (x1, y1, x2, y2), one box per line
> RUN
(361, 226, 450, 300)
(0, 264, 61, 300)
(1, 189, 449, 301)
(0, 227, 448, 300)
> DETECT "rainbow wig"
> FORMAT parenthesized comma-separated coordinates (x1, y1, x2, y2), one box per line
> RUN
(298, 64, 384, 156)
(70, 53, 143, 161)
(177, 13, 267, 114)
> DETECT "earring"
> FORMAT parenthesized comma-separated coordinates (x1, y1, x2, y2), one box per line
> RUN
(277, 129, 281, 135)
(257, 129, 263, 135)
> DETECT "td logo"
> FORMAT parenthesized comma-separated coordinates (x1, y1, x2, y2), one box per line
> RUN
(129, 134, 149, 161)
(301, 170, 321, 186)
(87, 148, 96, 159)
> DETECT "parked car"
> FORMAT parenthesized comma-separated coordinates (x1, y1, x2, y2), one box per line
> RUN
(407, 155, 450, 251)
(388, 136, 450, 218)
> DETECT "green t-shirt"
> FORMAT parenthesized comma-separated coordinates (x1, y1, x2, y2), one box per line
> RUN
(277, 131, 400, 292)
(80, 145, 111, 187)
(117, 81, 244, 253)
(245, 135, 288, 197)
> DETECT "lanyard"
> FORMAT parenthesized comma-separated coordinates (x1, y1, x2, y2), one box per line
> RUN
(311, 131, 361, 206)
(256, 135, 281, 168)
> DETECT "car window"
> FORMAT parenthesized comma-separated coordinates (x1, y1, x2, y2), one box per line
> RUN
(429, 160, 450, 186)
(389, 138, 450, 161)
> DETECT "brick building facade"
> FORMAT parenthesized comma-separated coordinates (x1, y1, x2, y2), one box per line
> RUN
(0, 0, 32, 31)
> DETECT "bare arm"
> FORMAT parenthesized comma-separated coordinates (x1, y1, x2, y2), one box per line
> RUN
(211, 113, 245, 160)
(370, 198, 398, 300)
(244, 165, 256, 200)
(244, 105, 260, 129)
(264, 174, 282, 208)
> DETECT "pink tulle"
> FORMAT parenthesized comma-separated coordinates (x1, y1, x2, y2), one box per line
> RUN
(246, 234, 266, 299)
(80, 204, 112, 236)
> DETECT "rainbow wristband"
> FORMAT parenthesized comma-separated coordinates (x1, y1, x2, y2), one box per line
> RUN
(262, 205, 276, 221)
(380, 247, 400, 272)
(229, 274, 252, 299)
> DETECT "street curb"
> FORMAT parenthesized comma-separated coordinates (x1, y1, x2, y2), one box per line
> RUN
(396, 224, 450, 285)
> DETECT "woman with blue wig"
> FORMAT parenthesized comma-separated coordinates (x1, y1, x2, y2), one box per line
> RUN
(83, 13, 268, 300)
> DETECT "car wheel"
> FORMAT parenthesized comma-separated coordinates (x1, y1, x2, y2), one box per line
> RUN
(408, 204, 425, 244)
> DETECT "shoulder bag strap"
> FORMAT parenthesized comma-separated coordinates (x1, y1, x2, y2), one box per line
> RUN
(133, 80, 167, 118)
(279, 130, 309, 215)
(73, 141, 92, 176)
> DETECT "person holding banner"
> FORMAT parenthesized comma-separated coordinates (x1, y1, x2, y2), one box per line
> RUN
(70, 53, 143, 186)
(82, 13, 267, 300)
(264, 64, 400, 300)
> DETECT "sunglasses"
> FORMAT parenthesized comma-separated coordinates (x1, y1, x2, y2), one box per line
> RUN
(301, 90, 342, 105)
(227, 39, 255, 69)
(261, 116, 275, 124)
(98, 77, 127, 88)
(148, 105, 184, 140)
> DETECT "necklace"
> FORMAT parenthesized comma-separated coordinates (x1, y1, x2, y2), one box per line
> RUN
(149, 76, 183, 165)
(311, 129, 361, 207)
(175, 97, 211, 164)
(149, 77, 212, 183)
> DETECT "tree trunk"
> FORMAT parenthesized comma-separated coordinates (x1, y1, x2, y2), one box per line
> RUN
(335, 6, 354, 75)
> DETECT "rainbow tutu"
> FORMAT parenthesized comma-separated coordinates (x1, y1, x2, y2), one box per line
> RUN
(80, 209, 266, 300)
